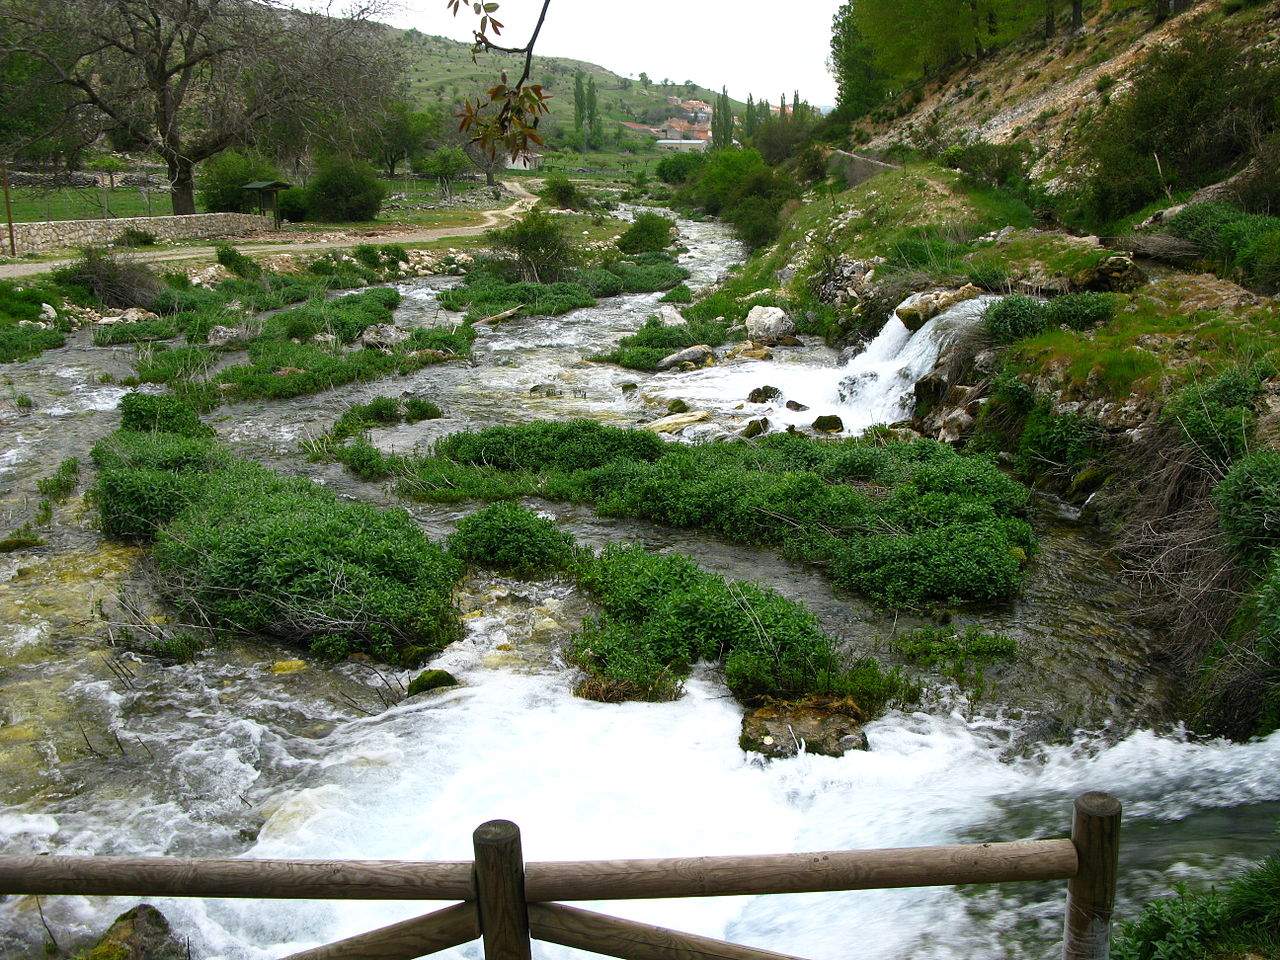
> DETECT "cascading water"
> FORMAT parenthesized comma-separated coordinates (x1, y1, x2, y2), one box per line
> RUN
(2, 218, 1278, 960)
(650, 296, 998, 434)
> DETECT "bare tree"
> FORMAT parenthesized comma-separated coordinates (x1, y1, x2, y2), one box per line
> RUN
(1, 0, 404, 213)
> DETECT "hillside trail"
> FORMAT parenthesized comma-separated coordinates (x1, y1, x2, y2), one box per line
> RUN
(0, 178, 539, 281)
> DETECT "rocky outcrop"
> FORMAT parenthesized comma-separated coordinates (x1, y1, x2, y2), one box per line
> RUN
(1073, 255, 1146, 293)
(745, 305, 795, 343)
(826, 150, 899, 189)
(894, 284, 984, 332)
(79, 905, 185, 960)
(739, 697, 870, 759)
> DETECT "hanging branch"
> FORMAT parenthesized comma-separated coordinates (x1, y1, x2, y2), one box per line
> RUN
(448, 0, 554, 160)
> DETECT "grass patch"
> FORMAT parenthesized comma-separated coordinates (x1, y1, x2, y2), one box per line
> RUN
(36, 459, 80, 500)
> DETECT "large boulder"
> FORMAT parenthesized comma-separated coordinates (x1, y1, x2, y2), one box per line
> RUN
(655, 305, 686, 327)
(80, 905, 185, 960)
(744, 305, 794, 343)
(740, 697, 870, 759)
(812, 414, 844, 433)
(747, 385, 782, 404)
(655, 345, 714, 371)
(1073, 255, 1146, 293)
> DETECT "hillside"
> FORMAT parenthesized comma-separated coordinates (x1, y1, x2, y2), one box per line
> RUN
(395, 28, 747, 139)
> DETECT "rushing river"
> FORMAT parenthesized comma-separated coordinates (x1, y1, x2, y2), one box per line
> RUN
(1, 215, 1278, 960)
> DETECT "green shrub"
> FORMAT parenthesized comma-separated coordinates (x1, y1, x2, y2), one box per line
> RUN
(215, 244, 261, 280)
(1169, 203, 1280, 292)
(435, 419, 665, 473)
(1042, 292, 1116, 330)
(405, 396, 443, 421)
(984, 295, 1046, 343)
(135, 345, 216, 384)
(1113, 855, 1280, 960)
(594, 315, 736, 371)
(485, 208, 577, 283)
(277, 187, 309, 223)
(114, 227, 157, 248)
(660, 284, 693, 304)
(447, 503, 577, 577)
(617, 213, 675, 254)
(0, 324, 65, 363)
(1213, 450, 1280, 566)
(438, 274, 596, 322)
(196, 150, 280, 214)
(539, 173, 584, 210)
(95, 467, 206, 541)
(655, 151, 705, 184)
(1163, 363, 1270, 467)
(91, 430, 224, 473)
(1016, 402, 1102, 477)
(305, 157, 387, 222)
(118, 393, 213, 437)
(152, 462, 462, 664)
(36, 458, 79, 500)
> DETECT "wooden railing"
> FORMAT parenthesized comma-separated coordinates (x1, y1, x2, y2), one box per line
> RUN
(0, 792, 1122, 960)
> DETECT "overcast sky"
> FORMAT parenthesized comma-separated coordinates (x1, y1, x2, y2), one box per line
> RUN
(383, 0, 843, 106)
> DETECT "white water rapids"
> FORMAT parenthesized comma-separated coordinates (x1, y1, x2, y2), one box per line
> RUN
(2, 217, 1279, 959)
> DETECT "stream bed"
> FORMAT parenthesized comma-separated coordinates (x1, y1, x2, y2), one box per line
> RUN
(1, 215, 1278, 960)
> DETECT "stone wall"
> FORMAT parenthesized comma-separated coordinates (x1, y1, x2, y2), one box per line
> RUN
(12, 213, 273, 255)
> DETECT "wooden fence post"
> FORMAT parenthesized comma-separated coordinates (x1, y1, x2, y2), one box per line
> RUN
(473, 820, 532, 960)
(1063, 792, 1122, 960)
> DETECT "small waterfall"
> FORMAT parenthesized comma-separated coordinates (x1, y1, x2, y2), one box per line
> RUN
(655, 294, 998, 435)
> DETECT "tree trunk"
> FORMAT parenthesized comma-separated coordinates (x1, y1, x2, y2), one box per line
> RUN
(1045, 0, 1056, 39)
(1152, 0, 1171, 24)
(485, 165, 496, 188)
(168, 157, 196, 215)
(1072, 0, 1084, 30)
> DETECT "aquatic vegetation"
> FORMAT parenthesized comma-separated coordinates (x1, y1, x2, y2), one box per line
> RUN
(36, 458, 80, 501)
(447, 502, 578, 578)
(617, 212, 676, 254)
(400, 423, 1034, 608)
(407, 668, 458, 696)
(592, 315, 739, 371)
(119, 392, 215, 437)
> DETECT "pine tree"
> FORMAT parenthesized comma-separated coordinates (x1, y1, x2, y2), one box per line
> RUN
(792, 90, 801, 121)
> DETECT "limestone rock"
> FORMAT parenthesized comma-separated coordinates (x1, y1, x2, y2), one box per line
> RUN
(1074, 255, 1146, 293)
(39, 302, 57, 323)
(359, 323, 409, 349)
(740, 697, 870, 759)
(894, 284, 983, 332)
(785, 399, 809, 412)
(271, 659, 306, 675)
(747, 385, 782, 404)
(655, 305, 686, 326)
(81, 904, 185, 960)
(99, 307, 160, 326)
(939, 407, 976, 444)
(655, 345, 713, 371)
(206, 325, 242, 348)
(744, 305, 794, 342)
(645, 410, 711, 433)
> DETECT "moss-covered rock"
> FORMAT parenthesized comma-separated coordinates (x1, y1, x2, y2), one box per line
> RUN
(407, 668, 458, 697)
(77, 905, 184, 960)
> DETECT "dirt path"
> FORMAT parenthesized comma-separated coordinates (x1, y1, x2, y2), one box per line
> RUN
(0, 179, 539, 280)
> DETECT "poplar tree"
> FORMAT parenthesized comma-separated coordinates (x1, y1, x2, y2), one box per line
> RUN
(573, 72, 586, 131)
(743, 93, 757, 138)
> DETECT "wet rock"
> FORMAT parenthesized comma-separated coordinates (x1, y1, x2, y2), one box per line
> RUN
(739, 697, 869, 759)
(939, 407, 975, 444)
(271, 659, 306, 675)
(359, 323, 409, 349)
(667, 398, 690, 414)
(785, 399, 809, 412)
(655, 345, 713, 371)
(812, 414, 844, 433)
(894, 284, 983, 332)
(745, 305, 794, 343)
(973, 349, 1000, 375)
(655, 305, 686, 326)
(39, 302, 57, 323)
(645, 410, 711, 433)
(206, 325, 242, 348)
(837, 370, 879, 403)
(529, 383, 561, 397)
(726, 342, 773, 361)
(408, 669, 458, 697)
(913, 371, 949, 417)
(619, 382, 638, 393)
(1073, 255, 1146, 293)
(81, 904, 185, 960)
(747, 385, 782, 404)
(741, 417, 769, 439)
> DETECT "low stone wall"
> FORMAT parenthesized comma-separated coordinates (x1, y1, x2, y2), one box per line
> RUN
(12, 212, 273, 255)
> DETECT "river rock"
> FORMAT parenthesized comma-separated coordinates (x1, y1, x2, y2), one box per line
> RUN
(741, 417, 769, 439)
(359, 323, 409, 349)
(894, 284, 983, 332)
(39, 302, 57, 323)
(82, 904, 186, 960)
(745, 305, 794, 342)
(655, 305, 686, 326)
(739, 697, 869, 759)
(408, 668, 458, 697)
(655, 345, 713, 371)
(748, 385, 782, 404)
(206, 324, 242, 348)
(939, 407, 976, 444)
(667, 398, 690, 414)
(1073, 255, 1146, 293)
(271, 659, 307, 675)
(645, 410, 710, 433)
(619, 382, 638, 393)
(785, 399, 809, 412)
(913, 371, 949, 416)
(812, 414, 844, 433)
(99, 306, 160, 326)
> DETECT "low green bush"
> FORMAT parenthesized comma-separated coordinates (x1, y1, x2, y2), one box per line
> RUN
(196, 150, 280, 214)
(617, 213, 675, 254)
(655, 151, 705, 184)
(893, 625, 1016, 685)
(135, 346, 216, 384)
(434, 419, 665, 473)
(1113, 854, 1280, 960)
(91, 430, 225, 473)
(95, 466, 205, 541)
(36, 459, 79, 500)
(539, 173, 585, 210)
(984, 295, 1046, 343)
(118, 393, 214, 437)
(593, 315, 736, 371)
(660, 284, 693, 304)
(1042, 292, 1116, 330)
(0, 325, 65, 363)
(1015, 402, 1102, 477)
(305, 157, 387, 222)
(1168, 202, 1280, 292)
(277, 187, 309, 223)
(405, 396, 443, 421)
(1162, 363, 1271, 467)
(1213, 450, 1280, 567)
(447, 503, 577, 577)
(214, 244, 262, 280)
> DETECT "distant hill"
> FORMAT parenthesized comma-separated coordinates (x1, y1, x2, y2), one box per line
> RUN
(395, 28, 746, 139)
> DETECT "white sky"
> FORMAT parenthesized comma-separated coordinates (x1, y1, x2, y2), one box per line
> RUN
(384, 0, 843, 106)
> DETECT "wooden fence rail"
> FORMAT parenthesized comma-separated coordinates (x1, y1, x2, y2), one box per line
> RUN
(1, 792, 1122, 960)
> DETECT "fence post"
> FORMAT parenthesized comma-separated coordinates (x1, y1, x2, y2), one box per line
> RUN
(473, 820, 532, 960)
(1063, 792, 1122, 960)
